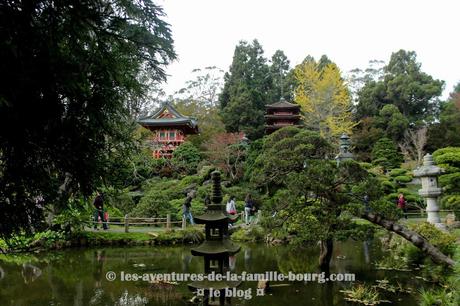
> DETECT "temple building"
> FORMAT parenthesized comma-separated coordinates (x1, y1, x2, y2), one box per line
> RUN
(265, 98, 302, 134)
(138, 102, 199, 158)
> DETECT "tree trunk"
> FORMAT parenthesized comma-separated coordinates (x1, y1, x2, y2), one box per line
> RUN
(319, 239, 333, 270)
(361, 212, 455, 267)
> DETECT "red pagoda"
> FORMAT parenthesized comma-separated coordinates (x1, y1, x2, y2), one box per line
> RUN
(265, 98, 302, 134)
(138, 102, 199, 158)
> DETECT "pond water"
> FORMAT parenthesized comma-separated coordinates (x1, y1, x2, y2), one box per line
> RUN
(0, 240, 425, 306)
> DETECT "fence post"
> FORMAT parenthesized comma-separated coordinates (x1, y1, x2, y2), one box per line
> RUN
(166, 214, 171, 231)
(124, 214, 129, 233)
(182, 216, 186, 230)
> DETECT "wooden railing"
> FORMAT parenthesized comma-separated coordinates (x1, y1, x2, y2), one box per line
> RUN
(91, 210, 263, 232)
(91, 214, 186, 233)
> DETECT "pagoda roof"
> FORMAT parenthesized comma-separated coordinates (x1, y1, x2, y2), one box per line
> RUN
(191, 239, 241, 256)
(266, 99, 300, 109)
(137, 102, 199, 133)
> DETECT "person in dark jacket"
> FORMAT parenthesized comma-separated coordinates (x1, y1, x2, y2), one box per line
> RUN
(93, 191, 108, 230)
(182, 193, 195, 225)
(244, 194, 254, 225)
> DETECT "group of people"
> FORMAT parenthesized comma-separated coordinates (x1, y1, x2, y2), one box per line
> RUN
(226, 194, 256, 225)
(181, 192, 257, 226)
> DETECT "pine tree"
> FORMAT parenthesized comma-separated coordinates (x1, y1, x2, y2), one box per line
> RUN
(219, 40, 272, 139)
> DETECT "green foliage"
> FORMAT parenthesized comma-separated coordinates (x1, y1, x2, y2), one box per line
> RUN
(374, 104, 409, 142)
(393, 175, 412, 183)
(410, 222, 456, 256)
(0, 0, 176, 239)
(231, 226, 265, 242)
(341, 284, 384, 305)
(171, 142, 202, 175)
(52, 198, 92, 234)
(427, 83, 460, 151)
(250, 126, 383, 255)
(355, 50, 443, 123)
(433, 147, 460, 209)
(371, 137, 403, 170)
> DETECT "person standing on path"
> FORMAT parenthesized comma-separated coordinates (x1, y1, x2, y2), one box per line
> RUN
(93, 191, 108, 230)
(397, 193, 408, 219)
(183, 193, 195, 225)
(244, 194, 254, 225)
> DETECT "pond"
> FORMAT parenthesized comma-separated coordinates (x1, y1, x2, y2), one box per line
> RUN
(0, 240, 426, 306)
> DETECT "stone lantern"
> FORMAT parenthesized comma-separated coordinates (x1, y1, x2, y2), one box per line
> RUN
(413, 154, 446, 229)
(335, 133, 354, 165)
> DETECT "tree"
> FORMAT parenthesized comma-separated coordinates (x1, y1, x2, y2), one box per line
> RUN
(347, 59, 385, 103)
(371, 138, 403, 170)
(427, 82, 460, 151)
(398, 126, 428, 166)
(255, 127, 455, 269)
(0, 0, 176, 238)
(171, 142, 202, 176)
(374, 104, 409, 142)
(219, 40, 272, 139)
(174, 66, 224, 108)
(294, 60, 355, 142)
(351, 117, 385, 162)
(204, 132, 247, 182)
(433, 147, 460, 210)
(355, 50, 444, 123)
(173, 99, 225, 147)
(268, 50, 291, 102)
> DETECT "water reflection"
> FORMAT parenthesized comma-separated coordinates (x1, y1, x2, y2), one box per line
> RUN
(0, 241, 424, 306)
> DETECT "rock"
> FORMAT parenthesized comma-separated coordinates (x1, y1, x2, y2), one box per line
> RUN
(445, 213, 456, 226)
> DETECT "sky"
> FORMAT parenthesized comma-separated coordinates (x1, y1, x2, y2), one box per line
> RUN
(158, 0, 459, 99)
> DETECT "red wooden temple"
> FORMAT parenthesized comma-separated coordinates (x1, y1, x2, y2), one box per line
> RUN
(138, 103, 199, 158)
(265, 98, 302, 134)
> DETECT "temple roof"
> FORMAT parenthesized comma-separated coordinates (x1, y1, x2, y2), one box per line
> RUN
(266, 99, 300, 109)
(137, 102, 199, 133)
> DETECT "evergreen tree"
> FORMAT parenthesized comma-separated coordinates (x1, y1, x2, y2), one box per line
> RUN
(427, 82, 460, 150)
(371, 138, 403, 170)
(0, 0, 175, 238)
(219, 40, 272, 139)
(268, 50, 291, 102)
(374, 104, 409, 142)
(355, 50, 444, 123)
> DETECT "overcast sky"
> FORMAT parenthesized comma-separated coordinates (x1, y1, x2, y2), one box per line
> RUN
(159, 0, 459, 99)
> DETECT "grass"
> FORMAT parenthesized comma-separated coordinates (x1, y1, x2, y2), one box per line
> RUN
(80, 231, 152, 241)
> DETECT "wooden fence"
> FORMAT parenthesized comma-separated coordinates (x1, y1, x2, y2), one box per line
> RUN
(91, 214, 186, 232)
(91, 210, 262, 232)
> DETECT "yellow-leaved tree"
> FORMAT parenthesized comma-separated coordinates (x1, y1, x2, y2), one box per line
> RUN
(294, 60, 355, 142)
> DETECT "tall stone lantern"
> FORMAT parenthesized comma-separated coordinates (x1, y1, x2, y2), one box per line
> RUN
(335, 133, 354, 166)
(413, 154, 446, 229)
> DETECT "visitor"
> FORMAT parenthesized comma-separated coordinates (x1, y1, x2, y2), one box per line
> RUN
(244, 194, 254, 225)
(183, 194, 195, 225)
(93, 191, 108, 230)
(363, 194, 370, 213)
(204, 194, 211, 206)
(226, 196, 237, 215)
(397, 193, 407, 219)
